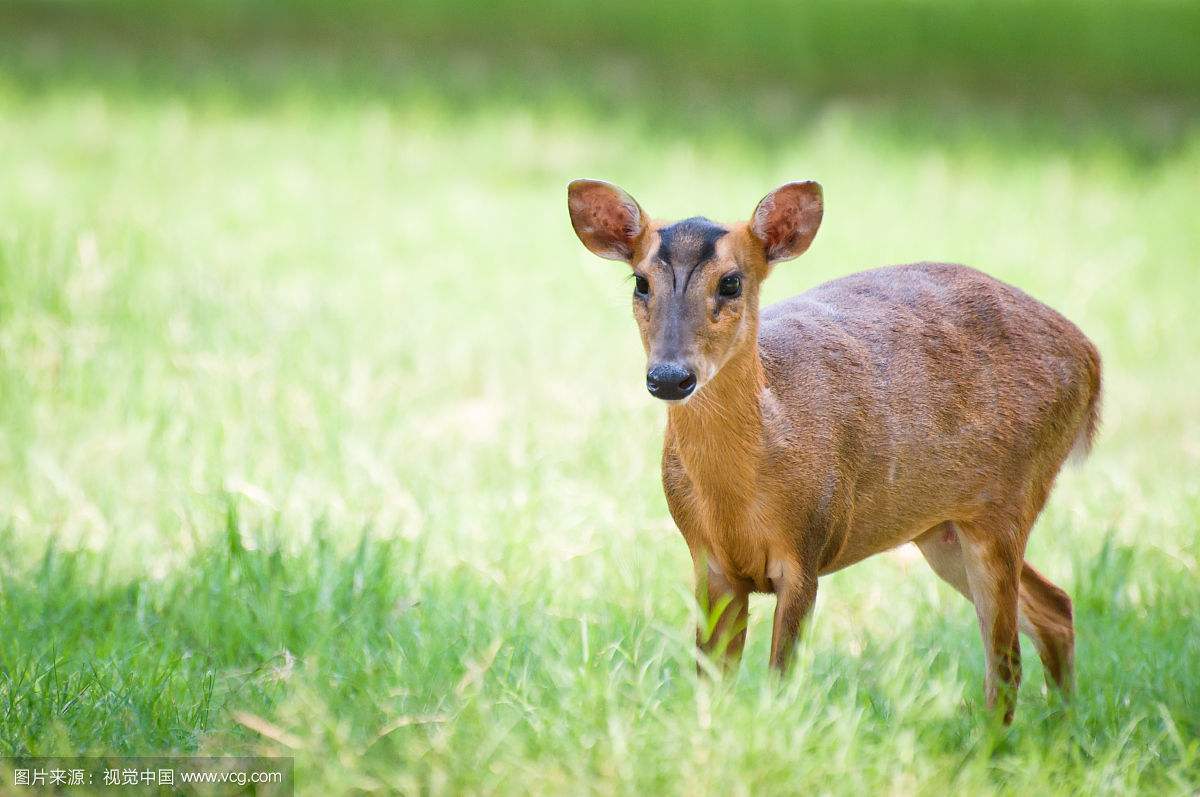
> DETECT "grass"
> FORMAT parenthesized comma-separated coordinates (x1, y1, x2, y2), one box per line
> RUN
(1, 2, 1199, 794)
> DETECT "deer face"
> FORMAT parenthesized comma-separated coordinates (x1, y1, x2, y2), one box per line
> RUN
(631, 217, 754, 401)
(568, 180, 822, 404)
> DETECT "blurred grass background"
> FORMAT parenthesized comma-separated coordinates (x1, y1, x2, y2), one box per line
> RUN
(1, 1, 1198, 794)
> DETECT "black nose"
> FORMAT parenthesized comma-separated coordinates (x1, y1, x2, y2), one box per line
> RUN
(646, 363, 697, 400)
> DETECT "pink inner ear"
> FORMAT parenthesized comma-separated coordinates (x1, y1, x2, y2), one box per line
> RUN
(594, 200, 636, 242)
(571, 184, 641, 259)
(755, 185, 821, 261)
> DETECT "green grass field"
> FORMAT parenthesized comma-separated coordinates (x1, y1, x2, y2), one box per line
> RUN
(1, 2, 1199, 794)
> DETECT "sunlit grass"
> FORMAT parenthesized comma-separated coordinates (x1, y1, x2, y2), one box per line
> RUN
(1, 9, 1199, 795)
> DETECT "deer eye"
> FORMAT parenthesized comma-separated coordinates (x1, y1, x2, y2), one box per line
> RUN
(718, 274, 742, 298)
(634, 274, 650, 297)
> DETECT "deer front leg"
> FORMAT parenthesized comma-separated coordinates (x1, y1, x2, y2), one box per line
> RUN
(695, 557, 749, 674)
(768, 563, 817, 673)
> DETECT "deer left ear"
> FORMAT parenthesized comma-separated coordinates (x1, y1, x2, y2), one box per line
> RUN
(567, 179, 648, 262)
(750, 181, 823, 265)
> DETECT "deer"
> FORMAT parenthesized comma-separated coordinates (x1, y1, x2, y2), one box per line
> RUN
(566, 178, 1101, 723)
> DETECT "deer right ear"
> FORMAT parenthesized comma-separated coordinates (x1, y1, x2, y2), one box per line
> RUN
(567, 179, 648, 262)
(750, 181, 824, 265)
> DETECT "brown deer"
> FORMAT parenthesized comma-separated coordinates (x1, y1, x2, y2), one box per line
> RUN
(566, 179, 1101, 722)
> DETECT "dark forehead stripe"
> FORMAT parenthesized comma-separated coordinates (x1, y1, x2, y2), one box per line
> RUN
(656, 217, 727, 267)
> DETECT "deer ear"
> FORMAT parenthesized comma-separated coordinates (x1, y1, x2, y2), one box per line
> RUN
(750, 181, 823, 264)
(567, 179, 648, 262)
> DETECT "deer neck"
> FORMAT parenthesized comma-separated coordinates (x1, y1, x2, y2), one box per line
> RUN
(666, 335, 766, 509)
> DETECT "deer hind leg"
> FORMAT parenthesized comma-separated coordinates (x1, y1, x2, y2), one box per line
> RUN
(957, 519, 1025, 723)
(915, 520, 1022, 722)
(1017, 562, 1075, 694)
(915, 523, 1075, 696)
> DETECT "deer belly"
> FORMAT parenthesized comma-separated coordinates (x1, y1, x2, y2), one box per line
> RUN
(818, 513, 943, 574)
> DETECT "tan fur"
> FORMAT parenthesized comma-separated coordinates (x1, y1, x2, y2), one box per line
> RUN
(567, 179, 1101, 722)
